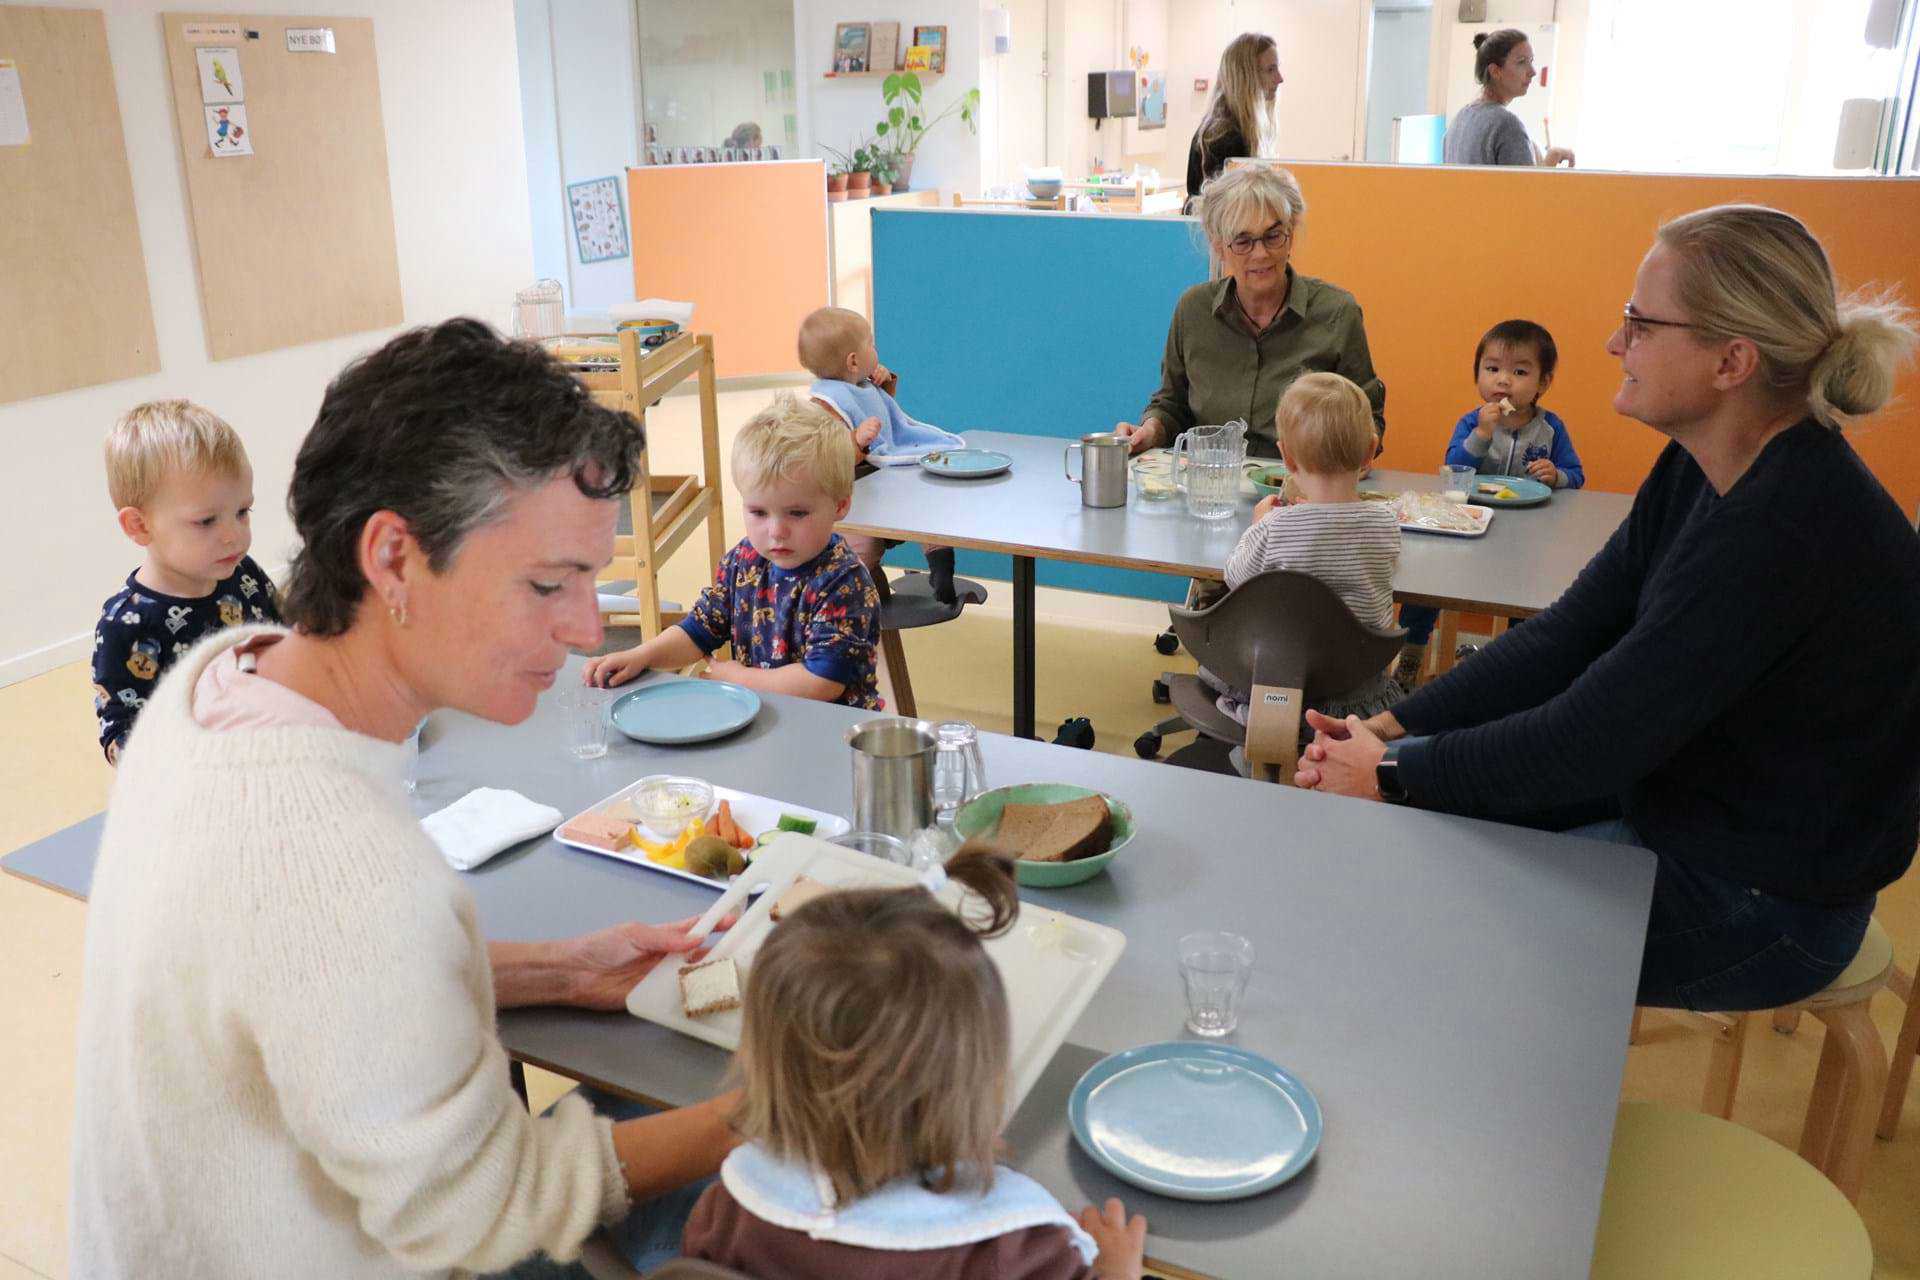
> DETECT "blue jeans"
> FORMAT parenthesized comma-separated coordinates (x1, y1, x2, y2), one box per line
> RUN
(1567, 818, 1875, 1012)
(492, 1086, 714, 1278)
(1399, 604, 1439, 647)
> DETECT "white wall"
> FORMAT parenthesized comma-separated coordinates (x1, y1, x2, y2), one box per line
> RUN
(794, 0, 986, 196)
(1366, 7, 1434, 162)
(0, 0, 534, 683)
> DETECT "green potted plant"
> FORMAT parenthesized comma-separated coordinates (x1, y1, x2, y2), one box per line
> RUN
(874, 72, 980, 192)
(868, 148, 898, 196)
(817, 143, 854, 201)
(845, 139, 879, 196)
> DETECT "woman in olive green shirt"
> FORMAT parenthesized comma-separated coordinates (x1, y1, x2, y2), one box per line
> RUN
(1115, 165, 1386, 460)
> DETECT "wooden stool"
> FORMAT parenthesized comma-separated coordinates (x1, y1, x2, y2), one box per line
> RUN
(1658, 916, 1894, 1202)
(1876, 959, 1918, 1139)
(1591, 1102, 1871, 1278)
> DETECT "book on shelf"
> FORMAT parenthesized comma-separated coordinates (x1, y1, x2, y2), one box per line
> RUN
(868, 21, 900, 73)
(903, 44, 933, 72)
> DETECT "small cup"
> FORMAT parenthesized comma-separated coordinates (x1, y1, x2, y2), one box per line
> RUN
(403, 718, 427, 794)
(560, 685, 610, 761)
(1179, 930, 1253, 1037)
(1439, 464, 1477, 504)
(830, 830, 911, 864)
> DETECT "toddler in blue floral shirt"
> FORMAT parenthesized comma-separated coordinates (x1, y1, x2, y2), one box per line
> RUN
(585, 394, 882, 708)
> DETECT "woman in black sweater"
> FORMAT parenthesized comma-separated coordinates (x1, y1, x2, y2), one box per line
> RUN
(1185, 33, 1282, 204)
(1299, 205, 1920, 1011)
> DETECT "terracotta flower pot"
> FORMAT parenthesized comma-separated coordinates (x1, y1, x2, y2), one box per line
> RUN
(872, 179, 892, 196)
(848, 170, 873, 195)
(826, 172, 848, 194)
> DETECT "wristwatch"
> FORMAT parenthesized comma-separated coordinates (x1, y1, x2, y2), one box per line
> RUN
(1375, 740, 1409, 803)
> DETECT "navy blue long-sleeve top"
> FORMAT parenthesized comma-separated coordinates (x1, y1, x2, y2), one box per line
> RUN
(1393, 420, 1920, 905)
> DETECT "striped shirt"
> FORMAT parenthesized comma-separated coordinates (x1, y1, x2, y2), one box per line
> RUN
(1225, 500, 1400, 629)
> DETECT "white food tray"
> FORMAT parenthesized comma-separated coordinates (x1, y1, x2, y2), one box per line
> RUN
(1394, 493, 1494, 538)
(625, 836, 1127, 1115)
(554, 779, 851, 891)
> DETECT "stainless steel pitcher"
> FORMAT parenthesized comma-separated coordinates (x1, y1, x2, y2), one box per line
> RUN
(1064, 432, 1129, 508)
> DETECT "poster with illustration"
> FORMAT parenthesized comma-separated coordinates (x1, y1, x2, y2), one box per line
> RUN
(1138, 71, 1166, 129)
(567, 176, 629, 264)
(195, 47, 244, 104)
(204, 104, 252, 156)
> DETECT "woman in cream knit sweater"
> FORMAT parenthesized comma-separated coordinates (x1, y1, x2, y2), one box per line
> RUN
(71, 320, 737, 1276)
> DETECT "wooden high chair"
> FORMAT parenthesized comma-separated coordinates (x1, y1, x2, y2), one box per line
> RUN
(550, 330, 727, 638)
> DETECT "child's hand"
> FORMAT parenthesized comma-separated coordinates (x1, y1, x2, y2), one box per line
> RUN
(872, 362, 897, 395)
(1526, 458, 1559, 486)
(854, 417, 882, 448)
(701, 659, 749, 684)
(582, 649, 649, 689)
(1252, 494, 1285, 522)
(1079, 1198, 1147, 1280)
(1474, 400, 1505, 437)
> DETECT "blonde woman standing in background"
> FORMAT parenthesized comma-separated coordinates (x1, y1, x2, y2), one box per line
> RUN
(1185, 32, 1283, 206)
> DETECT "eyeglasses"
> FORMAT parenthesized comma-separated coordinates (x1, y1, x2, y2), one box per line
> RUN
(1225, 222, 1292, 256)
(1620, 303, 1700, 350)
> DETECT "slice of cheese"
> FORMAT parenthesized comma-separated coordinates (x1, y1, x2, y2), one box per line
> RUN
(558, 812, 634, 852)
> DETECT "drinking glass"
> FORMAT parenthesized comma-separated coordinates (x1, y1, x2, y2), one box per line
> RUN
(931, 720, 988, 821)
(1439, 465, 1477, 503)
(559, 686, 610, 760)
(1179, 930, 1254, 1037)
(830, 830, 911, 864)
(403, 718, 426, 794)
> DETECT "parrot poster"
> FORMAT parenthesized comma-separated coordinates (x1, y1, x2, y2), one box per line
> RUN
(195, 46, 244, 103)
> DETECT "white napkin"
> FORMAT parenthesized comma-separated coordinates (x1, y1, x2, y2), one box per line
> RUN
(422, 787, 563, 872)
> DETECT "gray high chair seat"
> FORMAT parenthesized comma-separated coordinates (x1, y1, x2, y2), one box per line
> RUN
(1136, 570, 1406, 782)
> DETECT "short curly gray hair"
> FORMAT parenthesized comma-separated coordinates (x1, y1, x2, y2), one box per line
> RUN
(1198, 164, 1307, 250)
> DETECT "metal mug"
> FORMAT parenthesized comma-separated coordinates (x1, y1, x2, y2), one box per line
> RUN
(1064, 432, 1130, 508)
(846, 717, 938, 839)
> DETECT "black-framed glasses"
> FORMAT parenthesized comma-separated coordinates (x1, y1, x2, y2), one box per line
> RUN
(1621, 302, 1699, 349)
(1225, 222, 1292, 256)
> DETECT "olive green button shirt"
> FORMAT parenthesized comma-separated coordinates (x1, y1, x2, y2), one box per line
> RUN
(1143, 268, 1387, 459)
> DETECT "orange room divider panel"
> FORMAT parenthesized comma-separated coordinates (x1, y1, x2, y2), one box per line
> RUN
(627, 160, 831, 379)
(1279, 164, 1920, 511)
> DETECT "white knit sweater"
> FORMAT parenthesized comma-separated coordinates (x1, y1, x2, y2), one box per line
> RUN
(70, 628, 628, 1277)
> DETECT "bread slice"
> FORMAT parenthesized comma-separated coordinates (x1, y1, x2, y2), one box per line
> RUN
(993, 795, 1113, 863)
(769, 875, 832, 922)
(558, 812, 634, 853)
(678, 957, 741, 1018)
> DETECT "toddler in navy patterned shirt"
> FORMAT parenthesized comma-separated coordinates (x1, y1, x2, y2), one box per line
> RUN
(584, 394, 882, 708)
(92, 400, 282, 762)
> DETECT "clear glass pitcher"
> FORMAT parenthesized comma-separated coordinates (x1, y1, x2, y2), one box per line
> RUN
(1172, 423, 1246, 521)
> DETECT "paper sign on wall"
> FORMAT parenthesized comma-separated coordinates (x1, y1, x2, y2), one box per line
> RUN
(0, 59, 28, 148)
(183, 22, 244, 43)
(195, 47, 244, 104)
(286, 27, 335, 53)
(205, 103, 252, 156)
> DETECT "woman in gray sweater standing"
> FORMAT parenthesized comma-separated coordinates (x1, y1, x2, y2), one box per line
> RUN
(1444, 28, 1575, 168)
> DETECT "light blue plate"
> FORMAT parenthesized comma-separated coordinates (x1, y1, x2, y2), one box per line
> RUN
(1467, 474, 1552, 507)
(1069, 1041, 1322, 1201)
(609, 680, 761, 745)
(920, 448, 1013, 479)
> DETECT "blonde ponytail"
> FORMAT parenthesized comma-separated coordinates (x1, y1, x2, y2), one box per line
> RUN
(1809, 291, 1919, 427)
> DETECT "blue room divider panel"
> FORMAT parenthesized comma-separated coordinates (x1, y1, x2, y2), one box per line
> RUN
(869, 209, 1210, 603)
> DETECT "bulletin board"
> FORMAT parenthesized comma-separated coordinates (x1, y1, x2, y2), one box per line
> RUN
(0, 6, 160, 405)
(161, 13, 403, 361)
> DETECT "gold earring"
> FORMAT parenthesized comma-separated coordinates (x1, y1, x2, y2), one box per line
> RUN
(389, 600, 408, 627)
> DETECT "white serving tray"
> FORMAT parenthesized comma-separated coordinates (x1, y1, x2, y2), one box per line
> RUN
(1393, 492, 1495, 538)
(555, 778, 851, 891)
(625, 835, 1127, 1115)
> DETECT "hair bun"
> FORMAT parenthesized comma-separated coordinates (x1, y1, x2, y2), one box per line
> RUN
(1472, 32, 1488, 50)
(1810, 291, 1919, 424)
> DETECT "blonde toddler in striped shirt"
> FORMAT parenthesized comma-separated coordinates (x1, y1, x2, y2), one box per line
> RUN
(1206, 372, 1405, 725)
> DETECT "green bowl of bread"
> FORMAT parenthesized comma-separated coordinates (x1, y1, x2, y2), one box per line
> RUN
(1246, 462, 1290, 496)
(952, 783, 1134, 887)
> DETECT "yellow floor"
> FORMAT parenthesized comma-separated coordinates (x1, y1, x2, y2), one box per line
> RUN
(3, 383, 1916, 1276)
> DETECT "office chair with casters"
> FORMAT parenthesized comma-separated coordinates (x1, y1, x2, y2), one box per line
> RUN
(1134, 570, 1405, 782)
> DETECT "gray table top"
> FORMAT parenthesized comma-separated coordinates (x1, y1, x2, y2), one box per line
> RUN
(840, 431, 1635, 616)
(4, 668, 1654, 1279)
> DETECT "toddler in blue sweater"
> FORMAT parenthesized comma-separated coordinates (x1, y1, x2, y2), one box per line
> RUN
(1399, 320, 1585, 684)
(801, 306, 964, 603)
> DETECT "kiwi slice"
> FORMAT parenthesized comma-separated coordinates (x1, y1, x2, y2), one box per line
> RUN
(683, 835, 736, 880)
